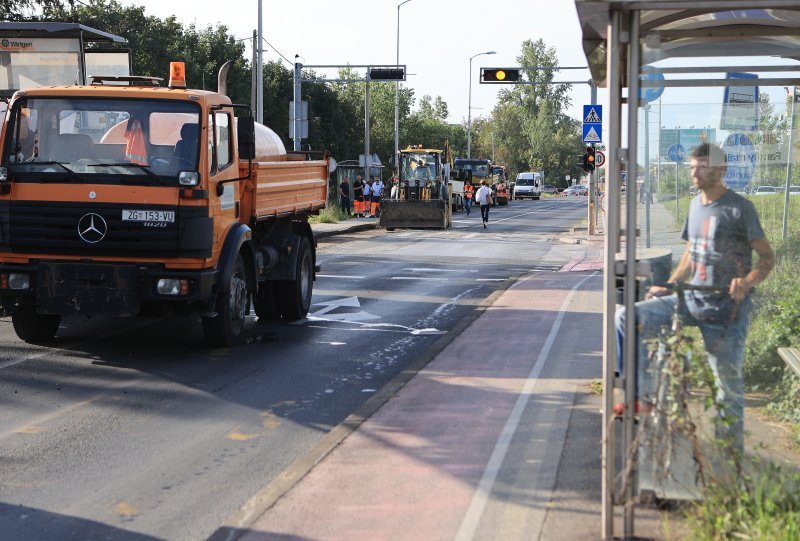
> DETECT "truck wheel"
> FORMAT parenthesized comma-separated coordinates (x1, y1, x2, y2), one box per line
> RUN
(203, 254, 249, 347)
(253, 282, 279, 321)
(277, 238, 313, 321)
(11, 304, 61, 343)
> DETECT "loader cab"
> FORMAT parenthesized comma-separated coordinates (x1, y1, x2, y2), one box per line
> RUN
(399, 148, 444, 200)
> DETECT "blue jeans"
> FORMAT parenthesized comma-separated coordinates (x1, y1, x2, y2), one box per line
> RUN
(465, 197, 472, 215)
(480, 203, 490, 222)
(615, 293, 752, 453)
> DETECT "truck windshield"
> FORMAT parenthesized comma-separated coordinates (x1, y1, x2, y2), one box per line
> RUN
(2, 97, 201, 185)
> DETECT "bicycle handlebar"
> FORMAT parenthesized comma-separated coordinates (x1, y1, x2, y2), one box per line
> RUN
(651, 282, 729, 294)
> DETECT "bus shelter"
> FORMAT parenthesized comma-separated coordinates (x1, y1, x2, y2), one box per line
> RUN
(575, 2, 800, 538)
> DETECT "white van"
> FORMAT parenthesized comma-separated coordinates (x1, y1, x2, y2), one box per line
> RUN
(514, 172, 542, 200)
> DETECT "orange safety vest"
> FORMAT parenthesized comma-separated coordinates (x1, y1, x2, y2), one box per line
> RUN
(464, 184, 474, 199)
(125, 119, 148, 165)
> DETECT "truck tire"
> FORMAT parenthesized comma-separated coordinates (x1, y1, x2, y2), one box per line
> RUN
(203, 254, 249, 347)
(277, 237, 313, 321)
(11, 304, 61, 343)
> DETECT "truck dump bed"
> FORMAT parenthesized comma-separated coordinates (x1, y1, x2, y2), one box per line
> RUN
(243, 157, 328, 221)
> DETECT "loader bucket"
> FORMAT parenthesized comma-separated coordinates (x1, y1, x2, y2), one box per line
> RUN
(379, 200, 448, 229)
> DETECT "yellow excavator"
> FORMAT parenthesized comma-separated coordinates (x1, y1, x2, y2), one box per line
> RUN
(380, 144, 455, 229)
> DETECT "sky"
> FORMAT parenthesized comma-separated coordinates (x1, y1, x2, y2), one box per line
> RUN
(119, 0, 600, 126)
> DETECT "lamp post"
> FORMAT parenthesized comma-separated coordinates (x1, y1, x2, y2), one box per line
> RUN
(467, 50, 495, 158)
(395, 0, 414, 173)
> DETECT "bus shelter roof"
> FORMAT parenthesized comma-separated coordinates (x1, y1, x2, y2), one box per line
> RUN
(0, 22, 127, 44)
(574, 1, 800, 86)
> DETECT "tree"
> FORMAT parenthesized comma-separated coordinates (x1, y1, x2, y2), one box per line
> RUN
(3, 0, 68, 20)
(487, 39, 583, 185)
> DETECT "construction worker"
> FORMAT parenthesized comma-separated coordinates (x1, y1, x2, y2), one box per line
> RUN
(353, 175, 365, 217)
(463, 180, 474, 216)
(370, 177, 384, 217)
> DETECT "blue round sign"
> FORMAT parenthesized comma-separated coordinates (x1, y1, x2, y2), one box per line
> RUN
(639, 72, 665, 103)
(722, 133, 756, 190)
(667, 143, 686, 163)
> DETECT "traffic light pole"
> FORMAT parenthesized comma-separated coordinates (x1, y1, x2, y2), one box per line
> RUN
(588, 82, 598, 236)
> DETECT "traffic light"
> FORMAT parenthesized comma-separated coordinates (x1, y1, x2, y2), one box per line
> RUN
(480, 68, 520, 83)
(369, 67, 405, 81)
(583, 146, 596, 172)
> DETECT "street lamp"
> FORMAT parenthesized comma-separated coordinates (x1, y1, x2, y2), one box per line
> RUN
(467, 50, 495, 158)
(395, 0, 414, 173)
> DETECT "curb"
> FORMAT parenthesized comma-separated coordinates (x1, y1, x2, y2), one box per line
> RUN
(313, 221, 378, 240)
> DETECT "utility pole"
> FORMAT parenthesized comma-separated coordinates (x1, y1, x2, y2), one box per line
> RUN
(256, 0, 264, 124)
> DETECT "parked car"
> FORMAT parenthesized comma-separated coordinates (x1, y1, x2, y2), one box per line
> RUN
(563, 184, 588, 196)
(751, 185, 777, 196)
(542, 184, 559, 195)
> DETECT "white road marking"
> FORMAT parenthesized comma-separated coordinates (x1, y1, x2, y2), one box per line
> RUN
(475, 278, 505, 282)
(315, 274, 362, 279)
(391, 276, 447, 281)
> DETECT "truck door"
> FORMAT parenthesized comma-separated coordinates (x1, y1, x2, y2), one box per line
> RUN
(207, 110, 240, 233)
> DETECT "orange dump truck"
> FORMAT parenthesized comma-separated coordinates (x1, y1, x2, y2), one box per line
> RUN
(0, 64, 328, 346)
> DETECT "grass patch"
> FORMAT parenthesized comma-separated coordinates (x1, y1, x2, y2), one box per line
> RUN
(684, 461, 800, 541)
(308, 205, 351, 224)
(588, 378, 603, 396)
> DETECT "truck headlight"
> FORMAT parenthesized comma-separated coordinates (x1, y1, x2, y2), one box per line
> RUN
(157, 278, 189, 296)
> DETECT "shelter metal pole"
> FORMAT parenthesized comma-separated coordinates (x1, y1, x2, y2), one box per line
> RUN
(645, 104, 651, 247)
(783, 86, 796, 240)
(623, 9, 641, 539)
(602, 8, 623, 540)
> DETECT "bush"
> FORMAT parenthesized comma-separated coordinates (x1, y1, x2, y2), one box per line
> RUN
(745, 239, 800, 390)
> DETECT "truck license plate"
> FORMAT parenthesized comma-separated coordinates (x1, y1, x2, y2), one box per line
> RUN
(122, 210, 175, 223)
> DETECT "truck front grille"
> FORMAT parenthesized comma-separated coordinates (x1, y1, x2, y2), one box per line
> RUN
(8, 201, 183, 258)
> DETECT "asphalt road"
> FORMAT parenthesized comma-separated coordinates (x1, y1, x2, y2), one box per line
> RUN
(0, 197, 587, 541)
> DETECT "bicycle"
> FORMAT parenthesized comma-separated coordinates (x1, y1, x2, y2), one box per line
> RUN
(620, 282, 735, 502)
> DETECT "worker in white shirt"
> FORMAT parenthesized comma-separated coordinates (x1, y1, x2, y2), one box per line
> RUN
(475, 180, 493, 228)
(370, 177, 385, 217)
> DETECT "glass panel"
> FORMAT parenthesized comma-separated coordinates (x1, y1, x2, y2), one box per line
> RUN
(625, 52, 800, 502)
(215, 112, 231, 169)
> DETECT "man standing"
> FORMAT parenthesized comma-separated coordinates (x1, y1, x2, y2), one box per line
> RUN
(338, 176, 351, 216)
(353, 175, 365, 217)
(370, 177, 384, 217)
(475, 180, 492, 228)
(615, 143, 774, 458)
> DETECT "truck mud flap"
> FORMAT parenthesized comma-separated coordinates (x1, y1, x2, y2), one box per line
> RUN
(379, 200, 448, 229)
(38, 263, 139, 316)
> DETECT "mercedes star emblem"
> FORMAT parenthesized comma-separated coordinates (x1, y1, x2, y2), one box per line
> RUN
(77, 213, 108, 244)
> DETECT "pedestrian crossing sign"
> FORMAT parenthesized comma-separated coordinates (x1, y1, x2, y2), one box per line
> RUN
(583, 106, 602, 124)
(582, 124, 601, 143)
(582, 104, 602, 143)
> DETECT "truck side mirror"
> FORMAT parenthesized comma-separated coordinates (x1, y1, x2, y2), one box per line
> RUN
(237, 116, 256, 160)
